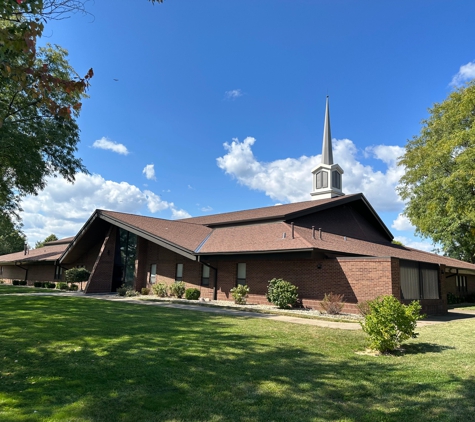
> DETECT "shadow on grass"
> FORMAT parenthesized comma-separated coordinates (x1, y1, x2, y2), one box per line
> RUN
(402, 342, 456, 355)
(0, 295, 474, 421)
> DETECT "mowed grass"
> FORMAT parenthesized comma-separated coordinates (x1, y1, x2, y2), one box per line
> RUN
(0, 285, 61, 294)
(0, 295, 474, 422)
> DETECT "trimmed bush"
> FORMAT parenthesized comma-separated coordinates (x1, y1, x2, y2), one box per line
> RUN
(0, 279, 5, 284)
(117, 286, 127, 296)
(152, 283, 168, 297)
(266, 278, 299, 309)
(170, 281, 186, 298)
(19, 280, 28, 286)
(68, 283, 79, 291)
(141, 287, 150, 295)
(126, 288, 139, 297)
(12, 280, 20, 286)
(65, 267, 91, 284)
(33, 281, 43, 288)
(320, 292, 345, 315)
(185, 288, 200, 300)
(230, 284, 250, 305)
(360, 295, 425, 353)
(56, 282, 68, 290)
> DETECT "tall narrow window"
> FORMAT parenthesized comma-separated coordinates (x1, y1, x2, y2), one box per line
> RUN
(315, 171, 328, 189)
(0, 266, 2, 275)
(456, 275, 467, 294)
(150, 264, 157, 284)
(175, 263, 184, 281)
(201, 265, 210, 286)
(332, 171, 341, 190)
(54, 265, 62, 280)
(237, 263, 246, 286)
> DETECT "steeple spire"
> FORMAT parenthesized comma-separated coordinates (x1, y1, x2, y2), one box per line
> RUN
(321, 96, 333, 165)
(310, 96, 344, 200)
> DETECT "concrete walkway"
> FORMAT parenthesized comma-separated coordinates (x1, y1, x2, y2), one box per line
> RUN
(4, 291, 475, 330)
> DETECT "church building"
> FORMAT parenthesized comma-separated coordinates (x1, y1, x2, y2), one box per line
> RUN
(1, 97, 475, 314)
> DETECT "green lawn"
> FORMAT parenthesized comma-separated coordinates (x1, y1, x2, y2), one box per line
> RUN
(0, 285, 60, 294)
(0, 295, 474, 422)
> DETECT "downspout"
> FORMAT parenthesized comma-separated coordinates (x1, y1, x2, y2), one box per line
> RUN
(15, 263, 29, 283)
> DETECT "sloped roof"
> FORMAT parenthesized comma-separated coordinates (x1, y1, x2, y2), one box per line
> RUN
(180, 193, 386, 228)
(56, 198, 475, 272)
(0, 239, 71, 264)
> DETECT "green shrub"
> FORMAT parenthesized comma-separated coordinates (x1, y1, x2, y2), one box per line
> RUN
(447, 292, 463, 304)
(141, 287, 150, 295)
(46, 282, 56, 289)
(0, 279, 5, 284)
(117, 286, 127, 296)
(126, 288, 139, 297)
(33, 281, 42, 288)
(65, 267, 91, 283)
(12, 280, 20, 286)
(185, 288, 200, 300)
(465, 293, 475, 303)
(152, 283, 168, 297)
(230, 284, 250, 305)
(320, 292, 345, 315)
(360, 295, 425, 353)
(56, 282, 68, 290)
(170, 281, 186, 298)
(266, 278, 299, 309)
(68, 283, 79, 291)
(19, 280, 28, 286)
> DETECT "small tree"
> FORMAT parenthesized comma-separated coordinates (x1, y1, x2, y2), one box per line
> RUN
(64, 267, 90, 283)
(360, 295, 425, 353)
(320, 293, 345, 315)
(266, 278, 298, 309)
(170, 281, 186, 298)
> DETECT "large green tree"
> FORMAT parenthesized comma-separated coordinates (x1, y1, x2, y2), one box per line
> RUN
(0, 212, 26, 255)
(398, 80, 475, 263)
(1, 1, 93, 218)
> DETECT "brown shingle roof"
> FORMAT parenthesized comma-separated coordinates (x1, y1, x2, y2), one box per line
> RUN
(100, 210, 213, 253)
(180, 194, 360, 226)
(0, 243, 68, 264)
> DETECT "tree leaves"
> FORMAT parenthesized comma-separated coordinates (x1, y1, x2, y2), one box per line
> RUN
(398, 81, 475, 263)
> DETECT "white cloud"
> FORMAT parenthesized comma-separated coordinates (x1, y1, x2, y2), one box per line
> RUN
(19, 173, 189, 246)
(224, 89, 243, 100)
(393, 236, 434, 253)
(450, 60, 475, 86)
(391, 214, 414, 231)
(201, 206, 213, 212)
(217, 137, 405, 211)
(171, 208, 192, 219)
(142, 164, 156, 180)
(92, 137, 129, 155)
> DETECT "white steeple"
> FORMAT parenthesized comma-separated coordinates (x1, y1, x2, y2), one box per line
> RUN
(310, 96, 344, 200)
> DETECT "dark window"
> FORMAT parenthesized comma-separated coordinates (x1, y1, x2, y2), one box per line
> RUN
(400, 260, 439, 300)
(332, 171, 341, 190)
(201, 265, 210, 286)
(175, 263, 183, 281)
(456, 275, 467, 294)
(237, 263, 246, 286)
(54, 265, 62, 280)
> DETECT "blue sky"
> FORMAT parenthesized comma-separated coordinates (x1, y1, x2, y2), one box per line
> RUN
(22, 0, 475, 250)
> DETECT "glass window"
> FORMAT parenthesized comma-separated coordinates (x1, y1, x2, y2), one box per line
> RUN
(150, 264, 157, 284)
(332, 171, 341, 189)
(54, 265, 62, 280)
(237, 263, 246, 286)
(176, 263, 183, 281)
(456, 275, 467, 294)
(400, 260, 439, 300)
(201, 265, 210, 286)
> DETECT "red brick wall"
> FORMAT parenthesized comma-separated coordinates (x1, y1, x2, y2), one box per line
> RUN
(0, 264, 56, 284)
(85, 226, 116, 293)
